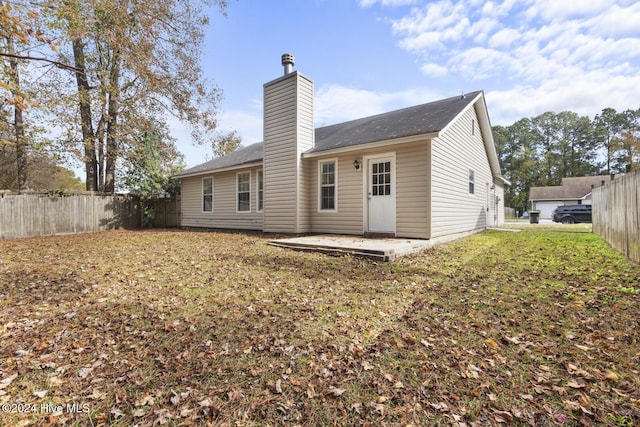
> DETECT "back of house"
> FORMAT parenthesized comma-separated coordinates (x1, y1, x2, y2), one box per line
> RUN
(174, 54, 507, 240)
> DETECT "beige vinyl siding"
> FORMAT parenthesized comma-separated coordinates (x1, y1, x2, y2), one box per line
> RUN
(308, 140, 430, 238)
(431, 104, 493, 238)
(296, 76, 314, 233)
(309, 156, 362, 235)
(396, 142, 430, 239)
(180, 167, 263, 230)
(263, 72, 314, 233)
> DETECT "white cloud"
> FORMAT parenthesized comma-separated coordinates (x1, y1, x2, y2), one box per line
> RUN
(486, 69, 640, 125)
(525, 0, 612, 21)
(385, 0, 640, 124)
(487, 28, 521, 49)
(315, 85, 387, 126)
(218, 109, 263, 144)
(315, 84, 444, 127)
(421, 63, 448, 77)
(359, 0, 417, 7)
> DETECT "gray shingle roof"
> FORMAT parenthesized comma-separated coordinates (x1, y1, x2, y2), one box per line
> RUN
(175, 91, 482, 177)
(529, 175, 612, 201)
(311, 91, 482, 153)
(174, 141, 264, 177)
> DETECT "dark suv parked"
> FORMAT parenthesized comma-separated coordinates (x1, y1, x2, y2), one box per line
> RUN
(552, 205, 592, 224)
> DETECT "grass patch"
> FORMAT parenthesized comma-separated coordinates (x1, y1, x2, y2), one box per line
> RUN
(0, 228, 639, 426)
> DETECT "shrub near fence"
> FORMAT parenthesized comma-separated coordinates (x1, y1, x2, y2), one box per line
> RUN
(0, 192, 142, 239)
(592, 170, 640, 264)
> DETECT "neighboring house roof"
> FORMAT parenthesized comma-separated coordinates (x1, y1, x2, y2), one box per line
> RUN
(529, 175, 612, 201)
(175, 91, 487, 178)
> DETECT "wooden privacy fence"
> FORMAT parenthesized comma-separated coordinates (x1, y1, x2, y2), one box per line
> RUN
(149, 196, 181, 228)
(592, 170, 640, 264)
(0, 193, 143, 239)
(504, 207, 517, 218)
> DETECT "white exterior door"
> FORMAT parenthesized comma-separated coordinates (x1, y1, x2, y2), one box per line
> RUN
(366, 155, 396, 233)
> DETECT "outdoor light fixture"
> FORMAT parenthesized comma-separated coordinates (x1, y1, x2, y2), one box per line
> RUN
(353, 159, 361, 171)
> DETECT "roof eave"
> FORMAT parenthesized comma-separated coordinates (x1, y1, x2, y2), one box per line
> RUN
(302, 133, 437, 158)
(529, 197, 585, 202)
(173, 161, 264, 179)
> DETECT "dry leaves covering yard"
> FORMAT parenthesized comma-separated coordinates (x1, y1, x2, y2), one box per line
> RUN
(0, 228, 639, 426)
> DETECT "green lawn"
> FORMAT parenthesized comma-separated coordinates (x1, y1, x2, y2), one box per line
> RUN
(0, 228, 638, 426)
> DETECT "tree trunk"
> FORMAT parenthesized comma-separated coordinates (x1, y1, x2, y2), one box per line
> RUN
(96, 115, 106, 191)
(6, 35, 27, 191)
(104, 50, 121, 193)
(72, 38, 98, 191)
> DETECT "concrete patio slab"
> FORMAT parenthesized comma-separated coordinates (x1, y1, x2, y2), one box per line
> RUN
(268, 234, 436, 261)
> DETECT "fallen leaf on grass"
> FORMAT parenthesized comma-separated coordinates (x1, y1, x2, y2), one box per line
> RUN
(403, 333, 417, 345)
(492, 409, 513, 423)
(33, 390, 47, 398)
(604, 370, 619, 382)
(133, 408, 146, 417)
(0, 373, 18, 389)
(430, 402, 449, 411)
(180, 408, 194, 417)
(350, 402, 362, 414)
(48, 376, 64, 387)
(503, 335, 521, 345)
(577, 393, 592, 408)
(306, 384, 317, 398)
(484, 339, 499, 350)
(420, 339, 434, 348)
(567, 378, 586, 389)
(327, 386, 346, 397)
(554, 413, 570, 423)
(135, 395, 155, 407)
(520, 394, 535, 403)
(78, 367, 93, 378)
(110, 407, 124, 418)
(361, 360, 374, 371)
(198, 398, 213, 407)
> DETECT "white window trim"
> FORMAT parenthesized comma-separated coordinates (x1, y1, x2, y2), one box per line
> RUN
(202, 177, 213, 213)
(318, 158, 338, 212)
(236, 171, 251, 213)
(256, 169, 263, 213)
(468, 169, 475, 195)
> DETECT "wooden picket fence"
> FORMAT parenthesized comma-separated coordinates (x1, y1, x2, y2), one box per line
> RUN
(592, 170, 640, 264)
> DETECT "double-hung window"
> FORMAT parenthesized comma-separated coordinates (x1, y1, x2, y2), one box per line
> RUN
(319, 160, 337, 211)
(237, 172, 251, 212)
(202, 178, 213, 212)
(468, 169, 475, 195)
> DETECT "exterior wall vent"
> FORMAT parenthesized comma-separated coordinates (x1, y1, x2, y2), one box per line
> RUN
(282, 53, 295, 75)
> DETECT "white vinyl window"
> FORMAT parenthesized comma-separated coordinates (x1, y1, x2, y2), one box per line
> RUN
(319, 160, 337, 211)
(202, 178, 213, 212)
(237, 172, 251, 212)
(468, 169, 475, 195)
(257, 170, 264, 212)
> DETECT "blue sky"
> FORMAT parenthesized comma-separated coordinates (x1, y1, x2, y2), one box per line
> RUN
(174, 0, 640, 168)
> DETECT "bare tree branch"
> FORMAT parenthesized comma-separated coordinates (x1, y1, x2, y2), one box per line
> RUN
(0, 51, 83, 73)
